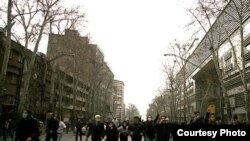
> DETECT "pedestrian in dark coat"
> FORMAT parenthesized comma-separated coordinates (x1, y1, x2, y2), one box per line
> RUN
(128, 116, 144, 141)
(45, 112, 59, 141)
(143, 114, 159, 141)
(5, 118, 15, 140)
(75, 118, 84, 141)
(189, 111, 204, 125)
(232, 114, 242, 125)
(0, 111, 9, 141)
(15, 110, 40, 141)
(86, 115, 105, 141)
(155, 115, 172, 141)
(204, 107, 217, 125)
(105, 122, 119, 141)
(117, 121, 129, 141)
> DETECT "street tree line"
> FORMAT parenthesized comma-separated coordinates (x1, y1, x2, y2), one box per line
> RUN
(0, 0, 85, 112)
(0, 0, 117, 124)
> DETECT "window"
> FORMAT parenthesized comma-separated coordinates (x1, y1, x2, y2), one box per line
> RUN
(224, 62, 233, 72)
(223, 50, 234, 73)
(244, 35, 250, 47)
(235, 93, 244, 107)
(18, 55, 22, 62)
(244, 19, 250, 48)
(10, 75, 18, 84)
(244, 19, 250, 39)
(9, 50, 13, 59)
(224, 51, 232, 61)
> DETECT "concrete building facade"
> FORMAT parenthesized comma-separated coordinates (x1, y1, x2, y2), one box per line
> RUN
(0, 28, 117, 122)
(47, 29, 115, 119)
(174, 0, 250, 123)
(112, 80, 125, 121)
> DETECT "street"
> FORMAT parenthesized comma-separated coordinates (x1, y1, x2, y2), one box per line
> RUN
(1, 131, 173, 141)
(39, 132, 133, 141)
(39, 132, 175, 141)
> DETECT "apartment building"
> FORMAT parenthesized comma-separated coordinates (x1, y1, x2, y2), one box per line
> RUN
(47, 29, 115, 119)
(113, 80, 125, 121)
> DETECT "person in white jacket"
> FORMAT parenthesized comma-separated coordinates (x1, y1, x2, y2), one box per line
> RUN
(57, 119, 67, 141)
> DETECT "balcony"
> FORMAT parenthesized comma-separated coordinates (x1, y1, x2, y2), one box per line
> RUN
(63, 105, 73, 110)
(245, 51, 250, 62)
(243, 35, 250, 47)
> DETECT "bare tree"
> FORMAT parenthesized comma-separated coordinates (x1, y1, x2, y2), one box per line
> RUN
(4, 0, 86, 112)
(155, 88, 169, 116)
(162, 60, 179, 120)
(147, 102, 159, 119)
(165, 39, 197, 122)
(48, 6, 85, 34)
(125, 103, 140, 120)
(90, 61, 114, 117)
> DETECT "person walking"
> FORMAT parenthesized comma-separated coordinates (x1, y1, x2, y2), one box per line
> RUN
(85, 115, 105, 141)
(75, 119, 84, 141)
(189, 111, 204, 125)
(143, 114, 159, 141)
(232, 114, 242, 125)
(105, 121, 119, 141)
(155, 115, 173, 141)
(117, 121, 129, 141)
(45, 112, 59, 141)
(128, 116, 144, 141)
(57, 119, 66, 141)
(15, 110, 40, 141)
(1, 111, 8, 141)
(204, 106, 217, 125)
(5, 118, 15, 141)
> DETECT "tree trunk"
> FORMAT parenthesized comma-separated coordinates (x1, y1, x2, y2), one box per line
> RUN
(183, 66, 187, 122)
(210, 47, 232, 123)
(240, 22, 249, 122)
(18, 16, 47, 112)
(0, 0, 12, 96)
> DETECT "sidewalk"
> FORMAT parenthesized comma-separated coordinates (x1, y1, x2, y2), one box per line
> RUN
(40, 131, 82, 141)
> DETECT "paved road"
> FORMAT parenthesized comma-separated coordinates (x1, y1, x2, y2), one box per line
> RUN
(1, 132, 174, 141)
(40, 132, 85, 141)
(40, 131, 133, 141)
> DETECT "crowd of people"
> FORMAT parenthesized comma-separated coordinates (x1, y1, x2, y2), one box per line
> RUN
(0, 110, 66, 141)
(0, 106, 246, 141)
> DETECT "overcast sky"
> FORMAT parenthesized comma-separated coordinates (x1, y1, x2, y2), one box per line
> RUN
(39, 0, 197, 118)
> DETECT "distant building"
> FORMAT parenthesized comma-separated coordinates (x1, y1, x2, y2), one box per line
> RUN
(47, 29, 115, 119)
(0, 28, 118, 122)
(113, 80, 125, 120)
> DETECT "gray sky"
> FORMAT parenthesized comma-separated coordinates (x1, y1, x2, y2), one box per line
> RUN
(38, 0, 196, 118)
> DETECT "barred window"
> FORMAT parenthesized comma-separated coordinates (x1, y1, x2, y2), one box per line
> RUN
(224, 51, 232, 61)
(235, 93, 245, 107)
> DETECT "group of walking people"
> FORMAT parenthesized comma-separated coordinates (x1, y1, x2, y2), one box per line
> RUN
(0, 109, 67, 141)
(1, 106, 244, 141)
(82, 114, 173, 141)
(83, 107, 244, 141)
